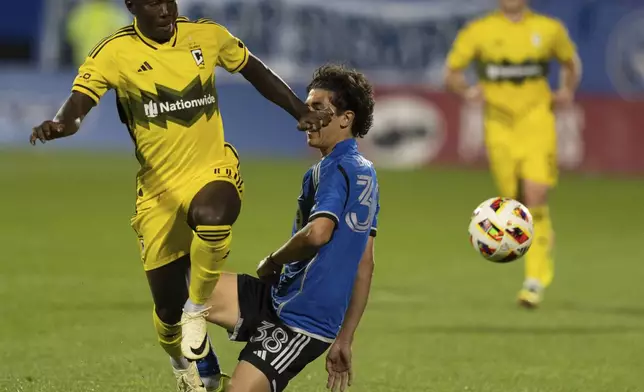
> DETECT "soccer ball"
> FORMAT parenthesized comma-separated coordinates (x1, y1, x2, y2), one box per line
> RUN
(468, 197, 534, 263)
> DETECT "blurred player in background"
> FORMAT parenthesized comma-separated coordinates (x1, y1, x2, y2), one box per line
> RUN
(30, 0, 331, 390)
(204, 64, 379, 392)
(444, 0, 581, 307)
(66, 0, 130, 66)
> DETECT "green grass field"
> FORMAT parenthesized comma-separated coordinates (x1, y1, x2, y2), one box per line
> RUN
(1, 150, 643, 392)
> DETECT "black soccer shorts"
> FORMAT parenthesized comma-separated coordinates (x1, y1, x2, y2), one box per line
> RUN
(229, 274, 331, 392)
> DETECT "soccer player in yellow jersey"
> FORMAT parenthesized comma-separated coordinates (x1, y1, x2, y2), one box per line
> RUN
(445, 0, 582, 308)
(29, 0, 331, 391)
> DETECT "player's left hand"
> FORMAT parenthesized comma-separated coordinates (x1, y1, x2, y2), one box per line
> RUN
(325, 340, 353, 392)
(552, 88, 575, 107)
(256, 255, 281, 284)
(297, 108, 333, 132)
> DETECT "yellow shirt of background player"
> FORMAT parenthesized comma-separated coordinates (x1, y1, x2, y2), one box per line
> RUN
(446, 10, 576, 116)
(71, 17, 249, 200)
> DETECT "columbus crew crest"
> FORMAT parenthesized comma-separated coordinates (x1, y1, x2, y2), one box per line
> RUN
(191, 48, 205, 68)
(188, 36, 205, 68)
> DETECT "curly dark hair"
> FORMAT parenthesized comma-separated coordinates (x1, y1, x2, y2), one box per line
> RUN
(306, 64, 375, 138)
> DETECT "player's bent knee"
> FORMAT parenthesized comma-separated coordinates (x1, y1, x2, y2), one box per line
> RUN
(191, 205, 228, 227)
(189, 181, 241, 228)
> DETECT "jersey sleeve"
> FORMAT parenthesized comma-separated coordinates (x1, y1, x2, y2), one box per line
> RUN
(213, 24, 250, 74)
(71, 50, 119, 104)
(309, 167, 349, 226)
(446, 22, 479, 70)
(552, 21, 576, 63)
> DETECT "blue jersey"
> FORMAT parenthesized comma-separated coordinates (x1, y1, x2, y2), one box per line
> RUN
(271, 139, 380, 342)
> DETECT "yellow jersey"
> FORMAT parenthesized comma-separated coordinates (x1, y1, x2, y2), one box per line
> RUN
(446, 10, 576, 116)
(71, 17, 249, 200)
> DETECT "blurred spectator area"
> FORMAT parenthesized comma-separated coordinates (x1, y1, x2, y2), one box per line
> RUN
(0, 0, 43, 61)
(1, 0, 642, 94)
(1, 0, 643, 174)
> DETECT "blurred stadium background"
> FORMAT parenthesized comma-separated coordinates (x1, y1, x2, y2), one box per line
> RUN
(1, 1, 643, 391)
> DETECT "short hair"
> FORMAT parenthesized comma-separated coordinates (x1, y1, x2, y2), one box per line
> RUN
(306, 64, 375, 138)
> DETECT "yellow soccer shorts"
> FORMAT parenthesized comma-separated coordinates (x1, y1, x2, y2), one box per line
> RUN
(130, 143, 244, 271)
(484, 104, 558, 199)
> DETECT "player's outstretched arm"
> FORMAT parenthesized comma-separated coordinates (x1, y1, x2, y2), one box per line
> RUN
(240, 55, 308, 120)
(256, 217, 335, 281)
(239, 55, 332, 131)
(30, 91, 96, 145)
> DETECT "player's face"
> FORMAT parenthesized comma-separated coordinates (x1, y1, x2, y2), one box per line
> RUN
(499, 0, 527, 13)
(129, 0, 178, 42)
(305, 89, 353, 153)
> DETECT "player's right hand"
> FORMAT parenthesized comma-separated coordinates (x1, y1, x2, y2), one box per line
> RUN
(463, 85, 484, 102)
(30, 121, 64, 145)
(297, 108, 333, 132)
(552, 87, 575, 108)
(256, 255, 281, 285)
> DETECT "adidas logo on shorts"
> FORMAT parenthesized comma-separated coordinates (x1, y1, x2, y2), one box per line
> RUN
(253, 350, 267, 360)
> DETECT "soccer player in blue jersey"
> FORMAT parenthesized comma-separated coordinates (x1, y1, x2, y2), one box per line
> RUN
(203, 64, 378, 392)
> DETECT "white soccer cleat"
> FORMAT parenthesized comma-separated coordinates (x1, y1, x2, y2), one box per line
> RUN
(173, 362, 207, 392)
(518, 279, 544, 309)
(180, 307, 211, 360)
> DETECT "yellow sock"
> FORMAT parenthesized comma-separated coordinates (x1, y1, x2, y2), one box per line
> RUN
(189, 225, 232, 305)
(152, 307, 182, 359)
(525, 205, 554, 288)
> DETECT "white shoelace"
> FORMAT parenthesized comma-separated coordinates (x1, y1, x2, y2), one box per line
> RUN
(179, 307, 211, 326)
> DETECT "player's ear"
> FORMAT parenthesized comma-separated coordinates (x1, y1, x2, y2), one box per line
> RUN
(124, 0, 134, 14)
(340, 110, 355, 129)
